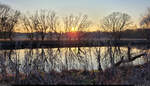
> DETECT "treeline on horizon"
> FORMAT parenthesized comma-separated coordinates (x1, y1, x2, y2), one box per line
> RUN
(0, 3, 150, 40)
(1, 28, 149, 40)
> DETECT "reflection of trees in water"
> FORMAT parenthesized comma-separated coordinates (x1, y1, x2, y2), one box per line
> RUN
(0, 50, 8, 79)
(76, 47, 92, 70)
(62, 47, 91, 70)
(23, 49, 33, 75)
(143, 49, 150, 63)
(0, 49, 21, 82)
(47, 48, 63, 71)
(0, 47, 149, 76)
(98, 47, 125, 70)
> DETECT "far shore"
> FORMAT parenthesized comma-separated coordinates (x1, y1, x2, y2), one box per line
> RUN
(0, 39, 150, 50)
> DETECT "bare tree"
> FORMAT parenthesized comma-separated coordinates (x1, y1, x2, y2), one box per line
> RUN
(22, 12, 39, 40)
(0, 3, 20, 40)
(101, 12, 131, 40)
(140, 8, 150, 27)
(140, 8, 150, 40)
(63, 14, 91, 63)
(100, 12, 131, 71)
(7, 10, 20, 40)
(100, 12, 147, 71)
(33, 10, 51, 40)
(47, 11, 60, 40)
(63, 14, 91, 40)
(0, 4, 10, 39)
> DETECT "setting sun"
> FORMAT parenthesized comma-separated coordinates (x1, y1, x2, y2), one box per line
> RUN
(71, 27, 78, 32)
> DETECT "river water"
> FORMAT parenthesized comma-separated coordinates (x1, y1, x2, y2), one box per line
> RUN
(0, 46, 149, 74)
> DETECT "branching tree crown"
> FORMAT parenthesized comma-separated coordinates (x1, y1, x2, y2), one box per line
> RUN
(63, 14, 91, 32)
(101, 12, 131, 40)
(0, 3, 20, 40)
(101, 12, 131, 32)
(140, 8, 150, 28)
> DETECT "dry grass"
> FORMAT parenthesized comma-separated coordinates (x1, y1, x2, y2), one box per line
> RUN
(0, 62, 150, 85)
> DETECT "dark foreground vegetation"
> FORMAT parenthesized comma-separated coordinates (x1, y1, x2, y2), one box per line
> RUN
(0, 61, 149, 85)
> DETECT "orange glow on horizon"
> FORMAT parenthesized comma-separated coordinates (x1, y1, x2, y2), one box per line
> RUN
(67, 31, 78, 39)
(14, 21, 140, 33)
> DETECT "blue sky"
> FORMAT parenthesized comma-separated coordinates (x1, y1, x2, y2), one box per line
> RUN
(0, 0, 150, 25)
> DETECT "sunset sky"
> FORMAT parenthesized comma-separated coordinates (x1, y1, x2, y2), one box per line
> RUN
(0, 0, 150, 28)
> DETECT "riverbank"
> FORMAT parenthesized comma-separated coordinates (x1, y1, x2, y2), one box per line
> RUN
(0, 39, 150, 50)
(0, 61, 150, 85)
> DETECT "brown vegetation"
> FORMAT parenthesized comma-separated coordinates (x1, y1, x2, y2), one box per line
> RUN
(0, 61, 150, 85)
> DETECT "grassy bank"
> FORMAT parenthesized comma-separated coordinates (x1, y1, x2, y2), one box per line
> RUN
(0, 61, 150, 85)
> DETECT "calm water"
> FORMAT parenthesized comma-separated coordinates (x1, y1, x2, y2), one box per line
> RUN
(0, 46, 149, 74)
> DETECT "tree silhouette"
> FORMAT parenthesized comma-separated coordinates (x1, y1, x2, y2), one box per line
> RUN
(0, 3, 20, 40)
(101, 12, 131, 40)
(63, 14, 91, 40)
(140, 8, 150, 40)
